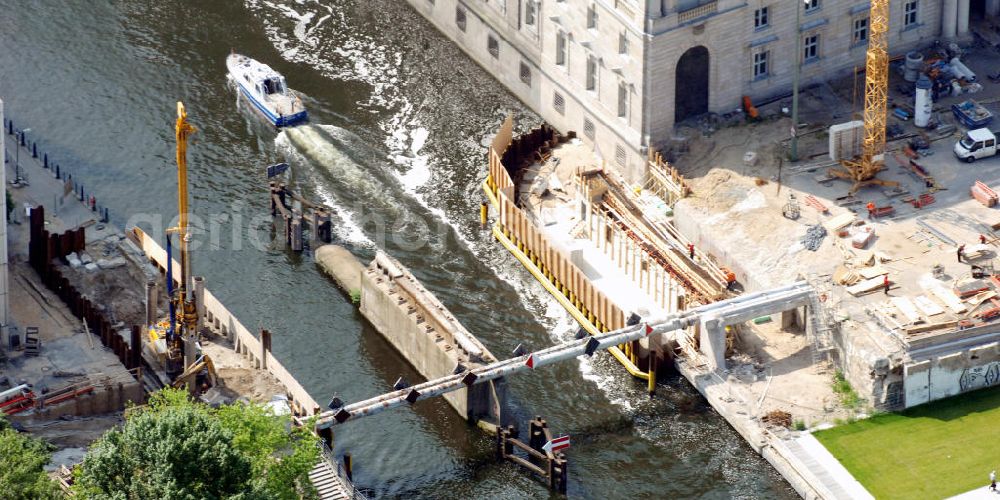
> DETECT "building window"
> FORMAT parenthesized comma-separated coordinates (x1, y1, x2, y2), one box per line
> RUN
(904, 1, 918, 27)
(618, 32, 629, 55)
(553, 91, 565, 115)
(853, 17, 868, 44)
(803, 34, 819, 61)
(525, 1, 537, 27)
(556, 31, 567, 66)
(754, 7, 769, 29)
(520, 62, 532, 86)
(804, 0, 819, 12)
(617, 81, 628, 117)
(615, 145, 627, 167)
(586, 55, 598, 91)
(753, 50, 769, 79)
(456, 6, 467, 32)
(583, 118, 596, 140)
(587, 3, 598, 29)
(488, 35, 500, 58)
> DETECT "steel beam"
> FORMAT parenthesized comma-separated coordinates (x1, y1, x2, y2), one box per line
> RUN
(313, 281, 813, 429)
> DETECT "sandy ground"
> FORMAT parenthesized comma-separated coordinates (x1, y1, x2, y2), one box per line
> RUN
(731, 322, 853, 427)
(200, 336, 287, 403)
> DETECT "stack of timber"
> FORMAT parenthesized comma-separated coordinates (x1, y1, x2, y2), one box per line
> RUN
(971, 180, 999, 207)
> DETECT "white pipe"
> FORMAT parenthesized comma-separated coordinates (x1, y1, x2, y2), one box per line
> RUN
(0, 384, 30, 402)
(315, 282, 814, 429)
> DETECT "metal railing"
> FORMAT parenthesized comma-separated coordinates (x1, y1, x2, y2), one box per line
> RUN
(318, 443, 369, 500)
(677, 0, 717, 23)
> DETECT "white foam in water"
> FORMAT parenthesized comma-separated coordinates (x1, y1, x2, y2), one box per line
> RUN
(251, 0, 637, 413)
(275, 129, 374, 248)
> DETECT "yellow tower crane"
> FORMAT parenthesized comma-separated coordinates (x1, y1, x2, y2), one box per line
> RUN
(828, 0, 899, 193)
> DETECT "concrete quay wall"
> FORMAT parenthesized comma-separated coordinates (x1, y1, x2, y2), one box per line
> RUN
(675, 359, 834, 500)
(903, 340, 1000, 407)
(129, 227, 321, 416)
(316, 244, 502, 424)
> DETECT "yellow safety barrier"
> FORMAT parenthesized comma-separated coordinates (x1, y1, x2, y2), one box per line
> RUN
(490, 219, 649, 381)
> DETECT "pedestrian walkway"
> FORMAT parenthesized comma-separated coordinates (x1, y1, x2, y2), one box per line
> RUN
(782, 433, 874, 500)
(948, 486, 1000, 499)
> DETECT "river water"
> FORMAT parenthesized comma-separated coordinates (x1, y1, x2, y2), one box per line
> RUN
(0, 1, 796, 497)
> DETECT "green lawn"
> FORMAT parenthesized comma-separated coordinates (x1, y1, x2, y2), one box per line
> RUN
(813, 385, 1000, 500)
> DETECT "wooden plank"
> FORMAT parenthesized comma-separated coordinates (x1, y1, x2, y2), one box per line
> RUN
(904, 320, 959, 335)
(859, 266, 888, 279)
(914, 295, 945, 316)
(846, 276, 888, 296)
(927, 286, 967, 313)
(890, 297, 922, 323)
(823, 212, 857, 232)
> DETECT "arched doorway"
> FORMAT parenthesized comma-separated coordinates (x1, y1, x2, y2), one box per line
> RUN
(674, 46, 710, 124)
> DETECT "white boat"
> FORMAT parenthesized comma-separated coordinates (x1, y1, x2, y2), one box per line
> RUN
(226, 53, 307, 127)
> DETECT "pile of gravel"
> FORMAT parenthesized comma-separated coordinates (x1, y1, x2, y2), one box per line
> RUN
(801, 224, 827, 251)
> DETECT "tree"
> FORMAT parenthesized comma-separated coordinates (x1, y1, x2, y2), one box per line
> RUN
(74, 388, 319, 500)
(0, 416, 63, 499)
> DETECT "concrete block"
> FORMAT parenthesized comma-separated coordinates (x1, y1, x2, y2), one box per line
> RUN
(904, 360, 931, 407)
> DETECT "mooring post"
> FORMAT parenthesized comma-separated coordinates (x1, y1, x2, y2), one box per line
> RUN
(547, 454, 556, 490)
(291, 211, 303, 252)
(504, 425, 515, 457)
(269, 182, 277, 216)
(556, 453, 568, 494)
(260, 329, 271, 370)
(496, 426, 506, 461)
(318, 209, 332, 243)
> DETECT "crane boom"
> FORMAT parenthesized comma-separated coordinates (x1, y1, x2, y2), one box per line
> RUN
(829, 0, 899, 192)
(861, 0, 889, 172)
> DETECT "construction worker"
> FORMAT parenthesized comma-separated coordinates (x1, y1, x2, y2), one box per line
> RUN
(725, 270, 737, 291)
(883, 275, 890, 295)
(688, 243, 695, 260)
(981, 234, 988, 245)
(866, 201, 876, 220)
(958, 244, 966, 263)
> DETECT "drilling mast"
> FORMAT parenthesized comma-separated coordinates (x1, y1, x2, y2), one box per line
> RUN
(169, 102, 199, 371)
(829, 0, 898, 193)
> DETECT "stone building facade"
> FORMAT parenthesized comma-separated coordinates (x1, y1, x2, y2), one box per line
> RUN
(406, 0, 996, 182)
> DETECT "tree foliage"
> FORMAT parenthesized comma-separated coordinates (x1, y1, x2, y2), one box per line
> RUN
(0, 416, 63, 500)
(74, 388, 319, 500)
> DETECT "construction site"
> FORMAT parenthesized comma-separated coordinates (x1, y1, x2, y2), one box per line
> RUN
(481, 4, 1000, 495)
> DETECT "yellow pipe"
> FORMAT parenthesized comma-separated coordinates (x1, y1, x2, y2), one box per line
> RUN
(648, 357, 657, 395)
(480, 202, 488, 228)
(492, 223, 648, 380)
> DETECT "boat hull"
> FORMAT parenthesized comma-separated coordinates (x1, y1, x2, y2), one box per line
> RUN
(227, 53, 308, 128)
(234, 80, 308, 127)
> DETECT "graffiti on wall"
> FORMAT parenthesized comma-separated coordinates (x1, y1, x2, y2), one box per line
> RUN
(959, 361, 1000, 392)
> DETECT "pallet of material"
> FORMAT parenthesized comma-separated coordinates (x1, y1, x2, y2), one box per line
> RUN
(852, 228, 874, 249)
(823, 212, 857, 233)
(914, 295, 945, 316)
(971, 180, 999, 207)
